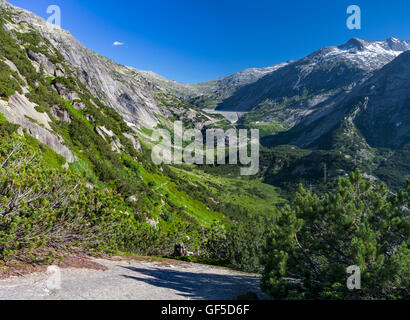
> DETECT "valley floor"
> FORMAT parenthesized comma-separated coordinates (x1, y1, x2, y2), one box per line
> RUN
(0, 257, 268, 300)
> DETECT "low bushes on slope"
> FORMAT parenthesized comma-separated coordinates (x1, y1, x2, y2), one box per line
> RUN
(0, 133, 136, 262)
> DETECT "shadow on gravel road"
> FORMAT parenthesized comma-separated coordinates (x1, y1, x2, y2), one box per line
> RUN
(120, 266, 263, 300)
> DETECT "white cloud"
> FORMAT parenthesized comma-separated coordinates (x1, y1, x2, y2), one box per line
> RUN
(113, 41, 124, 46)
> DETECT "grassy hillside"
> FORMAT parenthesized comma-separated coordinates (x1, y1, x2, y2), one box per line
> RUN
(170, 167, 285, 218)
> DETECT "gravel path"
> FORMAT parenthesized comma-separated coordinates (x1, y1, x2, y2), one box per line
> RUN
(0, 257, 268, 300)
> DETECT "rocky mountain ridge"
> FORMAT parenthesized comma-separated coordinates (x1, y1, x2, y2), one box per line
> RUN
(139, 62, 290, 109)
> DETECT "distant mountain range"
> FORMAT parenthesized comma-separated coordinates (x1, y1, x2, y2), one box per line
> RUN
(147, 37, 410, 125)
(142, 38, 407, 106)
(263, 49, 410, 150)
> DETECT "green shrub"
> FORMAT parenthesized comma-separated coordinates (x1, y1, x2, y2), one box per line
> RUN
(203, 215, 276, 272)
(262, 171, 410, 299)
(0, 60, 21, 98)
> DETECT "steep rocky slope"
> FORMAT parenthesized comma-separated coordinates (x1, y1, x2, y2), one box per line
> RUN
(1, 0, 408, 193)
(0, 0, 219, 131)
(0, 0, 230, 169)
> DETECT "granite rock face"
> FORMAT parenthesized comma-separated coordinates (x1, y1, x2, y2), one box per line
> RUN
(0, 0, 223, 164)
(0, 94, 76, 162)
(0, 0, 214, 131)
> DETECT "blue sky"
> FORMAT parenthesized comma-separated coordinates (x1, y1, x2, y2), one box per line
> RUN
(8, 0, 410, 83)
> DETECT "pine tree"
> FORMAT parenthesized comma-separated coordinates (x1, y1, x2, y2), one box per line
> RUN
(262, 171, 410, 299)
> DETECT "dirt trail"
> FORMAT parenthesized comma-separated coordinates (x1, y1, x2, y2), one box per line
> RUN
(0, 257, 269, 300)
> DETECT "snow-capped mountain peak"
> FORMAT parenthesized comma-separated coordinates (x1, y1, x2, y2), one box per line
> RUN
(338, 37, 410, 53)
(315, 37, 410, 71)
(385, 36, 410, 51)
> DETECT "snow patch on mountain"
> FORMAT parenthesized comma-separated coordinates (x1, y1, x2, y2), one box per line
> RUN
(319, 37, 410, 71)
